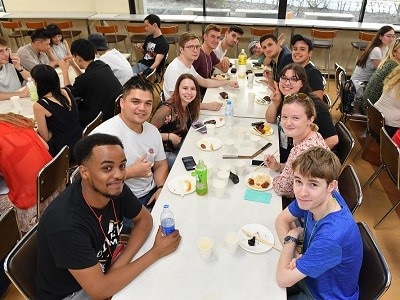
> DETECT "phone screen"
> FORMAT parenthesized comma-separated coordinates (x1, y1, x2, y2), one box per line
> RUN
(182, 156, 196, 171)
(192, 121, 206, 134)
(250, 159, 264, 166)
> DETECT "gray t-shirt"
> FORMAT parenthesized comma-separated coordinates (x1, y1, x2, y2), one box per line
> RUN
(351, 46, 387, 83)
(17, 43, 50, 71)
(0, 63, 22, 92)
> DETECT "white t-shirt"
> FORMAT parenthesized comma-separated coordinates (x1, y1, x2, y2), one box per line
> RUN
(0, 63, 22, 93)
(163, 57, 199, 100)
(375, 85, 400, 128)
(351, 46, 387, 83)
(213, 41, 227, 60)
(99, 49, 134, 85)
(91, 115, 166, 198)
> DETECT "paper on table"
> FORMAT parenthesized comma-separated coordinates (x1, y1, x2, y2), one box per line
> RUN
(244, 189, 272, 204)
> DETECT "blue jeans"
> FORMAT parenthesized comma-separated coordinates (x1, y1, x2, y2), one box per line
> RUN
(132, 62, 148, 76)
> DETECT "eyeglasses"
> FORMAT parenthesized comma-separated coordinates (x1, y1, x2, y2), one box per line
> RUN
(0, 48, 10, 55)
(184, 45, 201, 51)
(284, 92, 311, 102)
(384, 34, 396, 39)
(279, 75, 299, 85)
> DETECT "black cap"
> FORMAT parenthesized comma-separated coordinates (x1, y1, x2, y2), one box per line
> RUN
(88, 34, 108, 51)
(290, 34, 313, 51)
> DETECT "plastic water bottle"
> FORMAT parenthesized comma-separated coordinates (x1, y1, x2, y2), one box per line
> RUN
(225, 99, 234, 127)
(195, 159, 208, 196)
(238, 49, 247, 79)
(160, 204, 175, 235)
(26, 77, 38, 102)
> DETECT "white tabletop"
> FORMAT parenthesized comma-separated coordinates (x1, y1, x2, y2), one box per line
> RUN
(116, 14, 198, 23)
(194, 16, 285, 27)
(113, 117, 285, 299)
(8, 12, 95, 19)
(0, 98, 33, 117)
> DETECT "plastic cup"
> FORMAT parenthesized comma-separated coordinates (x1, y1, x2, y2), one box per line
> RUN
(248, 73, 255, 84)
(217, 170, 230, 184)
(218, 162, 231, 173)
(197, 237, 213, 260)
(250, 135, 261, 148)
(213, 179, 227, 198)
(204, 161, 214, 179)
(236, 126, 246, 140)
(248, 92, 256, 103)
(206, 123, 216, 137)
(224, 231, 240, 254)
(224, 138, 234, 153)
(233, 59, 238, 68)
(234, 160, 246, 176)
(10, 96, 22, 111)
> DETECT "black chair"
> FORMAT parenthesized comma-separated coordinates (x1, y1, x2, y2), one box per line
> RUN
(4, 224, 38, 299)
(357, 222, 391, 300)
(333, 63, 345, 109)
(113, 94, 122, 116)
(338, 165, 362, 214)
(334, 121, 355, 165)
(82, 111, 103, 137)
(69, 166, 81, 185)
(0, 207, 21, 261)
(322, 94, 332, 111)
(363, 127, 400, 228)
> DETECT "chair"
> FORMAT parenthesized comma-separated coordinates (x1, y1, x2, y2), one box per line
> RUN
(25, 21, 47, 30)
(0, 208, 21, 262)
(357, 222, 391, 299)
(69, 166, 81, 185)
(1, 21, 29, 48)
(333, 63, 345, 109)
(82, 111, 103, 137)
(322, 94, 332, 111)
(94, 24, 127, 51)
(251, 27, 276, 41)
(334, 121, 355, 166)
(354, 99, 385, 160)
(4, 224, 37, 299)
(50, 21, 81, 41)
(363, 127, 400, 229)
(37, 145, 70, 220)
(114, 94, 122, 116)
(311, 29, 337, 84)
(345, 31, 375, 70)
(161, 25, 179, 56)
(125, 24, 147, 62)
(338, 165, 362, 214)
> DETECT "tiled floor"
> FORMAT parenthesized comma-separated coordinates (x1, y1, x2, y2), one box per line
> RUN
(2, 81, 399, 299)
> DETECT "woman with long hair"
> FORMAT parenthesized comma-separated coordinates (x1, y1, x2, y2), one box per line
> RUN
(351, 26, 395, 94)
(0, 113, 52, 232)
(362, 37, 400, 112)
(31, 64, 82, 162)
(264, 94, 329, 198)
(150, 73, 201, 168)
(374, 65, 400, 137)
(266, 63, 337, 162)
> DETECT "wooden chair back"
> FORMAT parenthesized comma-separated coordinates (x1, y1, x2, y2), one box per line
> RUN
(82, 111, 103, 137)
(26, 21, 47, 30)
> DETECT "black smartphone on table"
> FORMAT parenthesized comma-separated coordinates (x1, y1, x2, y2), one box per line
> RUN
(249, 159, 264, 166)
(182, 156, 196, 171)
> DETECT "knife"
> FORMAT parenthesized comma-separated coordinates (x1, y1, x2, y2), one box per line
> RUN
(223, 142, 272, 159)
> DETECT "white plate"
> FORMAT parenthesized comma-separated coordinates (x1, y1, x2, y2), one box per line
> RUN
(238, 224, 275, 253)
(197, 137, 222, 151)
(212, 73, 230, 80)
(245, 172, 273, 191)
(167, 175, 196, 195)
(219, 93, 237, 101)
(250, 126, 274, 137)
(203, 116, 226, 128)
(255, 78, 268, 84)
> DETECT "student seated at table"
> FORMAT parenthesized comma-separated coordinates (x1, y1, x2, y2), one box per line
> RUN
(36, 133, 181, 300)
(275, 146, 362, 299)
(266, 63, 337, 163)
(163, 32, 238, 111)
(361, 37, 400, 113)
(213, 25, 244, 70)
(0, 113, 52, 232)
(88, 33, 134, 85)
(374, 65, 400, 137)
(91, 76, 168, 214)
(290, 34, 324, 100)
(31, 64, 82, 162)
(350, 25, 395, 98)
(248, 40, 266, 64)
(59, 38, 122, 127)
(132, 14, 169, 78)
(150, 74, 200, 169)
(17, 28, 58, 71)
(46, 23, 71, 62)
(260, 34, 293, 89)
(264, 93, 329, 198)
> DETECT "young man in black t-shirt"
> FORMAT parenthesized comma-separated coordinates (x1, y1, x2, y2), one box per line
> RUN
(36, 133, 181, 299)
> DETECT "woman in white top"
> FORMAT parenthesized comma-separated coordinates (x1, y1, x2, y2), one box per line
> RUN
(351, 26, 395, 94)
(46, 24, 71, 61)
(374, 65, 400, 137)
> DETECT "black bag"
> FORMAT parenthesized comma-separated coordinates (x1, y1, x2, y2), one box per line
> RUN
(342, 79, 356, 113)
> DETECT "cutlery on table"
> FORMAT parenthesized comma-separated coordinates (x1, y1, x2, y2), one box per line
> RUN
(241, 228, 282, 252)
(223, 142, 272, 159)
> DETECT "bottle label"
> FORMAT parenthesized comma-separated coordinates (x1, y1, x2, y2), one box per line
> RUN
(161, 218, 175, 235)
(195, 170, 208, 196)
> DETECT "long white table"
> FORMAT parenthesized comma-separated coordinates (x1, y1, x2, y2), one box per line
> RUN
(113, 117, 285, 299)
(0, 98, 33, 117)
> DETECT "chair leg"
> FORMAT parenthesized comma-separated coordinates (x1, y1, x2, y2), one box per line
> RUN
(375, 199, 400, 229)
(345, 47, 355, 70)
(362, 164, 384, 189)
(353, 136, 372, 160)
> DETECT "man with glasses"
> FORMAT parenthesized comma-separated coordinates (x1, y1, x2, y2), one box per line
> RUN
(131, 14, 169, 77)
(17, 28, 57, 71)
(0, 36, 31, 100)
(290, 34, 324, 100)
(213, 25, 244, 70)
(163, 32, 238, 111)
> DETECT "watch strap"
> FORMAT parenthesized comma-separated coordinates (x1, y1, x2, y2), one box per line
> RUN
(284, 235, 298, 244)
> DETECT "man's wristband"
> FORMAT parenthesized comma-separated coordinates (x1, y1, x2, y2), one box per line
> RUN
(156, 185, 163, 190)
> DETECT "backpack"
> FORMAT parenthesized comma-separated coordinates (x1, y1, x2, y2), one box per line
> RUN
(342, 79, 356, 113)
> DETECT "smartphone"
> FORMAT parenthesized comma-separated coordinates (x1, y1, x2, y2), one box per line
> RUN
(182, 156, 196, 171)
(254, 73, 264, 77)
(249, 159, 264, 166)
(192, 121, 207, 134)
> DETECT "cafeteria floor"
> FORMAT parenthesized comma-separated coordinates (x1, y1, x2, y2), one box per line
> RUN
(2, 79, 400, 300)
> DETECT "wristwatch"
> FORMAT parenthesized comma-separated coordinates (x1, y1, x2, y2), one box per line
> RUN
(284, 235, 298, 245)
(17, 67, 24, 72)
